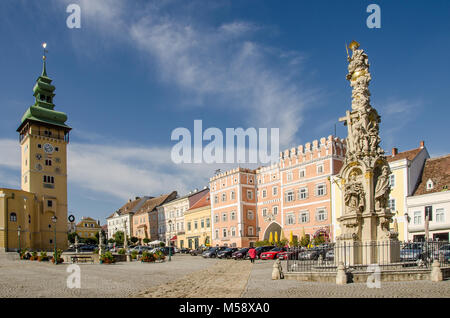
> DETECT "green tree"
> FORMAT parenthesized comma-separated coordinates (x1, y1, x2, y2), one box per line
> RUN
(143, 238, 150, 245)
(300, 234, 310, 247)
(108, 238, 115, 244)
(130, 236, 139, 244)
(159, 242, 166, 247)
(113, 231, 124, 245)
(67, 232, 77, 244)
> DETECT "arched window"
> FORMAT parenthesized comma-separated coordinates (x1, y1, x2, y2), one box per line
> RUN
(10, 213, 17, 222)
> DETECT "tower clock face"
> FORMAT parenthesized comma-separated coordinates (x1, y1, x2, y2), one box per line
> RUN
(43, 143, 54, 154)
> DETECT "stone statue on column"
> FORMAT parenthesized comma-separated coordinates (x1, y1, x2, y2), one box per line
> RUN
(336, 41, 399, 265)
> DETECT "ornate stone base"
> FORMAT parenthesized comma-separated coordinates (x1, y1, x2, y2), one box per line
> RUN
(335, 239, 400, 266)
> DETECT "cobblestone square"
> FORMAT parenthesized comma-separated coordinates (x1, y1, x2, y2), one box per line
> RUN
(0, 254, 449, 298)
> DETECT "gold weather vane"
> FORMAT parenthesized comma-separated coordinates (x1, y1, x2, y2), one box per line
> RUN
(348, 40, 360, 51)
(42, 42, 48, 60)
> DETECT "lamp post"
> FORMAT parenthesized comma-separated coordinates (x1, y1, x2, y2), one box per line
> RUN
(168, 220, 172, 262)
(17, 226, 21, 253)
(52, 215, 57, 265)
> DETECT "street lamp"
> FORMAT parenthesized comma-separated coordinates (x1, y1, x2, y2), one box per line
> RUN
(17, 226, 21, 253)
(168, 220, 172, 262)
(51, 215, 57, 265)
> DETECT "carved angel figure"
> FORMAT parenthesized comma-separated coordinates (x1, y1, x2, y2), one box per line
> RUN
(344, 174, 365, 214)
(374, 165, 391, 211)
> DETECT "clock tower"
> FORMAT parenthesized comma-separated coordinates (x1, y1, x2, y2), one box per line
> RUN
(16, 53, 71, 250)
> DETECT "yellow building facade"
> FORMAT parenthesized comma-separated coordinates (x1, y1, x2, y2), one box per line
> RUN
(76, 217, 101, 239)
(184, 192, 212, 249)
(0, 57, 70, 252)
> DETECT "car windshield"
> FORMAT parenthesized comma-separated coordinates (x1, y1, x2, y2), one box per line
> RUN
(224, 248, 234, 252)
(270, 248, 282, 252)
(238, 248, 248, 253)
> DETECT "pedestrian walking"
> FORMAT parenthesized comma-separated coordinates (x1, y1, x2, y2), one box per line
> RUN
(248, 247, 256, 263)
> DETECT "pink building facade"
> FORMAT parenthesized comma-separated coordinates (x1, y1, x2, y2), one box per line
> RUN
(209, 135, 346, 248)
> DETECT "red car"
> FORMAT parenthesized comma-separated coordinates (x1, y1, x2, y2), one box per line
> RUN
(260, 247, 287, 260)
(277, 248, 304, 260)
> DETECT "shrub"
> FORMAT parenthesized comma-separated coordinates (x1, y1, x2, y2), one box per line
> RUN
(38, 251, 49, 262)
(20, 249, 29, 260)
(51, 249, 64, 264)
(143, 238, 150, 244)
(30, 251, 38, 261)
(118, 248, 126, 255)
(141, 251, 155, 262)
(100, 251, 115, 264)
(153, 250, 165, 261)
(131, 250, 138, 260)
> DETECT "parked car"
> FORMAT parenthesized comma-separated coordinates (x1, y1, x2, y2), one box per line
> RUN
(79, 245, 97, 252)
(400, 243, 425, 261)
(202, 246, 227, 258)
(260, 247, 287, 260)
(190, 247, 206, 256)
(298, 247, 326, 260)
(253, 246, 276, 259)
(277, 248, 305, 260)
(217, 247, 238, 259)
(130, 245, 151, 254)
(179, 248, 190, 254)
(433, 244, 450, 262)
(232, 248, 249, 260)
(325, 249, 334, 261)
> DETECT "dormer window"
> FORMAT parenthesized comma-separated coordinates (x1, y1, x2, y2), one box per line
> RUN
(426, 179, 434, 191)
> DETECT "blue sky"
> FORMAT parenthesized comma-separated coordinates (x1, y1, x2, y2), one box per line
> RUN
(0, 0, 449, 223)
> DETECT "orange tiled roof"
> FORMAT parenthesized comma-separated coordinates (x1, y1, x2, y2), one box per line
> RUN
(387, 147, 422, 162)
(413, 154, 450, 196)
(188, 190, 210, 211)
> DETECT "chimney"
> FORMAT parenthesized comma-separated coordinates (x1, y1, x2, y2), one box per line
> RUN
(420, 140, 425, 148)
(392, 148, 398, 156)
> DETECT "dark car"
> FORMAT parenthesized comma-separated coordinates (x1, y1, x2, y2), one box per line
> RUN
(159, 247, 175, 256)
(179, 248, 190, 254)
(253, 246, 276, 259)
(217, 247, 238, 259)
(400, 243, 425, 261)
(79, 245, 96, 252)
(298, 247, 326, 260)
(232, 248, 249, 260)
(202, 246, 227, 258)
(190, 247, 207, 256)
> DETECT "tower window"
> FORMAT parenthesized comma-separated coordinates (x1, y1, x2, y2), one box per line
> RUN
(45, 159, 52, 166)
(10, 213, 17, 222)
(43, 175, 55, 184)
(55, 147, 59, 152)
(38, 144, 42, 149)
(47, 200, 53, 208)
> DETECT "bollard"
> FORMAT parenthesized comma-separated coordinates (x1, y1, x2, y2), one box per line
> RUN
(430, 260, 443, 282)
(336, 262, 347, 285)
(272, 259, 284, 280)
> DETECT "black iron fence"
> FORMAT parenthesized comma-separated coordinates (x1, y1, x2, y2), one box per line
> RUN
(285, 241, 450, 272)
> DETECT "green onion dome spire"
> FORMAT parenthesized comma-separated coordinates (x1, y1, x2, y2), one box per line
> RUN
(17, 45, 70, 132)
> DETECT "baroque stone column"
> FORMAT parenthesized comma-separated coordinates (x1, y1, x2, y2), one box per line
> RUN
(335, 41, 399, 266)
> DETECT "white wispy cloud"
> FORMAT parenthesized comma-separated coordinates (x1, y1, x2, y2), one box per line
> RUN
(0, 137, 236, 201)
(56, 0, 315, 148)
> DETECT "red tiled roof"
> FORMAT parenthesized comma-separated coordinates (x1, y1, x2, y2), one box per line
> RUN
(387, 147, 422, 162)
(413, 154, 450, 196)
(188, 190, 210, 211)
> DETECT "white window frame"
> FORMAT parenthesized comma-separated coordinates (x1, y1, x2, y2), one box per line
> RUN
(436, 208, 445, 223)
(299, 211, 309, 223)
